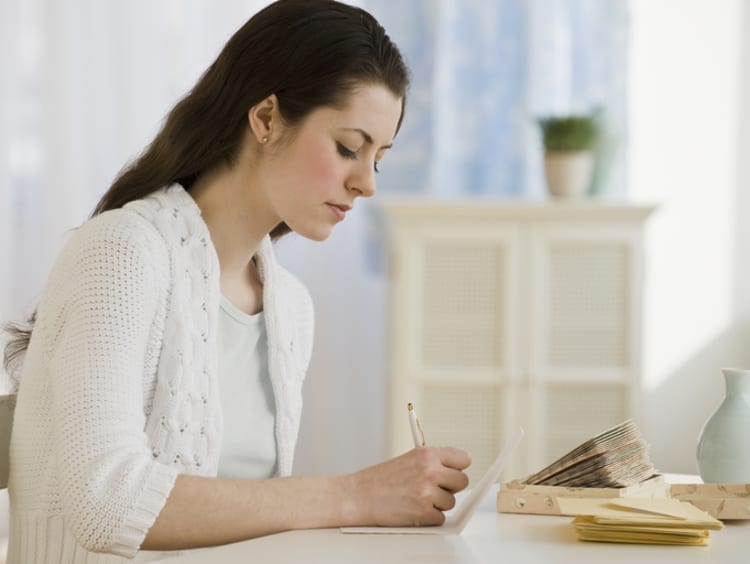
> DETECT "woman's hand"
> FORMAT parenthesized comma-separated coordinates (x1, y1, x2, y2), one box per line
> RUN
(344, 446, 471, 527)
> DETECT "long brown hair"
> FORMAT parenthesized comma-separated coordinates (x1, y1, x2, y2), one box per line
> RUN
(3, 0, 410, 377)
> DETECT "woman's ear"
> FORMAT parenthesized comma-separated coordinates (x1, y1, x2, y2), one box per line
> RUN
(248, 94, 279, 145)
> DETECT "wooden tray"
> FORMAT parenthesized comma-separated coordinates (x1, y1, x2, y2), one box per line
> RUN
(497, 475, 668, 516)
(670, 483, 750, 520)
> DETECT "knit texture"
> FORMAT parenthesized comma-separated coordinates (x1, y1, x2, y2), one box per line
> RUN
(7, 185, 314, 563)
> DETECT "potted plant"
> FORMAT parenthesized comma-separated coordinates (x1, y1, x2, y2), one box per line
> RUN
(538, 114, 598, 198)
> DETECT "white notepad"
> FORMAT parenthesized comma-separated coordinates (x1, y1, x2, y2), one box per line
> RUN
(341, 426, 524, 535)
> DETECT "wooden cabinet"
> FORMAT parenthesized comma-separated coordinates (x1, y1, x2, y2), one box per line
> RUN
(381, 200, 655, 482)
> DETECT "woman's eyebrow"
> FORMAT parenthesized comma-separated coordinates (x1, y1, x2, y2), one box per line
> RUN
(339, 127, 393, 150)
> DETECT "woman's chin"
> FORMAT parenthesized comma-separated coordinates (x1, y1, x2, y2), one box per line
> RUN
(297, 226, 333, 242)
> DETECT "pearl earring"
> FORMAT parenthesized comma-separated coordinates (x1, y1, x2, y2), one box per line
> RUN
(262, 136, 268, 143)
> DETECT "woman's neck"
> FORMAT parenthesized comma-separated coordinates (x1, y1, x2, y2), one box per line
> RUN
(190, 158, 277, 314)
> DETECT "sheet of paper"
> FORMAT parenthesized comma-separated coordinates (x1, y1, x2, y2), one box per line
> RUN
(341, 426, 524, 535)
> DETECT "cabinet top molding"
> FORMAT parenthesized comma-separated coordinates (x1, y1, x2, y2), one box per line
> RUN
(378, 199, 657, 222)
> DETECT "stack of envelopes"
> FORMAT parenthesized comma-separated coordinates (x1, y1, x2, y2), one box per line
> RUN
(557, 497, 724, 546)
(523, 419, 655, 488)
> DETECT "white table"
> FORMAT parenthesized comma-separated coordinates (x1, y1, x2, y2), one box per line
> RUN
(156, 483, 750, 564)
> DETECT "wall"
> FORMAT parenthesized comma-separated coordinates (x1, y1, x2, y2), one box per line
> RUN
(629, 0, 750, 473)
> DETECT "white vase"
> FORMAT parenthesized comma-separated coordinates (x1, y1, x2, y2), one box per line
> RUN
(696, 368, 750, 483)
(544, 150, 594, 198)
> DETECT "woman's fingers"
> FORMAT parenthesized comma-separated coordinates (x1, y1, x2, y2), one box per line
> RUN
(416, 446, 470, 493)
(432, 487, 457, 512)
(437, 446, 472, 471)
(419, 507, 447, 527)
(437, 467, 470, 494)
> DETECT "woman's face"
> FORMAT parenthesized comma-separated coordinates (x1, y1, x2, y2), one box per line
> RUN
(262, 83, 403, 241)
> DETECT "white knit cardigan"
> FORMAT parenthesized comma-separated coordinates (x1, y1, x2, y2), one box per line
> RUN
(7, 185, 314, 563)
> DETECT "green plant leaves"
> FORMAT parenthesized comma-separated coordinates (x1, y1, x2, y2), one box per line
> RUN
(538, 115, 598, 151)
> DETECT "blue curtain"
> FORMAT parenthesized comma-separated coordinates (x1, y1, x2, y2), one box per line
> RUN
(362, 0, 629, 199)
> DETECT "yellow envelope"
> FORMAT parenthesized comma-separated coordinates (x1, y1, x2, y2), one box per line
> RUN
(558, 497, 723, 530)
(575, 529, 709, 546)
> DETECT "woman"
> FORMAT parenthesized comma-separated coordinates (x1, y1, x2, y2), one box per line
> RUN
(3, 1, 471, 562)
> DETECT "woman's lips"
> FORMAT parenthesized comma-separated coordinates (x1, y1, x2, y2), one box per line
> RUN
(327, 203, 351, 221)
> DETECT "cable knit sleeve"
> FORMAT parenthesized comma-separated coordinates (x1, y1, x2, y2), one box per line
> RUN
(47, 211, 178, 557)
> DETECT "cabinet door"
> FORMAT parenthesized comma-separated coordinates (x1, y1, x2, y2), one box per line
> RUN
(388, 225, 524, 482)
(526, 224, 643, 472)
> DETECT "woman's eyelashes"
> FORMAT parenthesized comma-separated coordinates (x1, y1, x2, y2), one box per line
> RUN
(336, 141, 357, 160)
(336, 142, 380, 173)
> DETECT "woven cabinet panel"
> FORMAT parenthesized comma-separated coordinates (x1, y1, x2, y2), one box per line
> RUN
(547, 244, 629, 366)
(420, 244, 505, 370)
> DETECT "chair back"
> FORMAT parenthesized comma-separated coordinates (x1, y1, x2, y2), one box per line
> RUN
(0, 395, 16, 489)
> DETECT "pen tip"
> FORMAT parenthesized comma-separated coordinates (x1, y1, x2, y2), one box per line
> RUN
(407, 403, 413, 410)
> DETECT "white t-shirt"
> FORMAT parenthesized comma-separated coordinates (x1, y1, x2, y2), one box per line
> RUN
(216, 296, 277, 479)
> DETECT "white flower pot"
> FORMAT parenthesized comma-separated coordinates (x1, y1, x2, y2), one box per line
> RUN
(543, 150, 594, 198)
